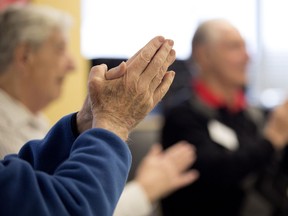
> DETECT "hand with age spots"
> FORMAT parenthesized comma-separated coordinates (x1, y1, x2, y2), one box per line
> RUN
(77, 36, 176, 140)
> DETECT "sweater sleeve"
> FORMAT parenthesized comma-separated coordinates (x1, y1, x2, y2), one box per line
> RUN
(0, 113, 132, 216)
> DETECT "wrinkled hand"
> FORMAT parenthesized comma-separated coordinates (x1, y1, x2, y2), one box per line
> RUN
(88, 36, 176, 140)
(76, 62, 128, 134)
(76, 96, 93, 134)
(135, 141, 199, 203)
(264, 100, 288, 149)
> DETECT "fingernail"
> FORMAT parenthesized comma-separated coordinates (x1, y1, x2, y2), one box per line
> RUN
(158, 36, 165, 42)
(171, 71, 176, 78)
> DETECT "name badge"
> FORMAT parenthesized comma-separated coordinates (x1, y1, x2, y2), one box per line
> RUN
(208, 120, 239, 151)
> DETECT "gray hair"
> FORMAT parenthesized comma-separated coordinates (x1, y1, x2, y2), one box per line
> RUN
(0, 4, 72, 72)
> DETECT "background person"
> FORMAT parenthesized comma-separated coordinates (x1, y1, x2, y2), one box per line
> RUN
(161, 19, 288, 216)
(0, 3, 75, 158)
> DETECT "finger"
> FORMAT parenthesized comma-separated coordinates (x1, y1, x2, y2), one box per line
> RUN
(88, 64, 108, 99)
(152, 71, 175, 106)
(138, 40, 174, 91)
(165, 141, 192, 156)
(147, 144, 163, 156)
(164, 142, 196, 171)
(171, 149, 195, 172)
(177, 152, 196, 171)
(168, 145, 195, 161)
(149, 49, 176, 92)
(126, 49, 141, 66)
(105, 61, 127, 80)
(126, 36, 165, 66)
(89, 64, 108, 81)
(173, 170, 200, 190)
(126, 36, 165, 78)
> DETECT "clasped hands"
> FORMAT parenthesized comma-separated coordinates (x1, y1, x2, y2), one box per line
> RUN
(77, 36, 176, 140)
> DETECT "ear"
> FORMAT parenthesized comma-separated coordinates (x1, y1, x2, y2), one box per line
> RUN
(13, 43, 34, 69)
(194, 44, 210, 65)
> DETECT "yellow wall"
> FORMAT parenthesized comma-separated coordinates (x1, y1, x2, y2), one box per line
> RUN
(33, 0, 89, 125)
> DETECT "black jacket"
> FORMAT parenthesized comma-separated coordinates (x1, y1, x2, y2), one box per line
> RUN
(161, 92, 275, 216)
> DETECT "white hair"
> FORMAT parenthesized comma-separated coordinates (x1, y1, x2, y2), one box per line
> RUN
(0, 4, 73, 72)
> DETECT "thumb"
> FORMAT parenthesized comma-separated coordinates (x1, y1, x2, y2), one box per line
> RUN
(88, 64, 108, 99)
(105, 61, 127, 80)
(89, 64, 108, 80)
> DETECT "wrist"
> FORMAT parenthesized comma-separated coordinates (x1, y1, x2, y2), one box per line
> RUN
(92, 115, 129, 141)
(76, 111, 92, 134)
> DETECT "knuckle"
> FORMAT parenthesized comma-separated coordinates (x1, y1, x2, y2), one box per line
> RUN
(159, 66, 166, 75)
(152, 57, 163, 68)
(140, 50, 151, 62)
(153, 74, 163, 86)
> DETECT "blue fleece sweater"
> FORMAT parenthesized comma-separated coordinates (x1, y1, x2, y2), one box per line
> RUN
(0, 113, 131, 216)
